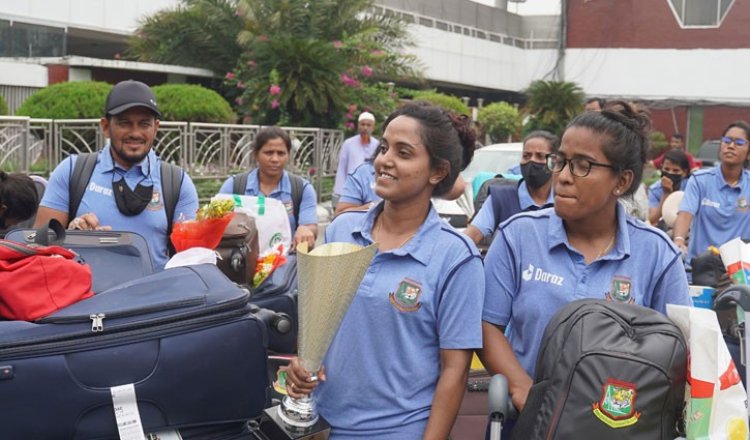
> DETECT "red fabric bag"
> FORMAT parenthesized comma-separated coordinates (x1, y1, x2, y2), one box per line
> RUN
(0, 240, 94, 321)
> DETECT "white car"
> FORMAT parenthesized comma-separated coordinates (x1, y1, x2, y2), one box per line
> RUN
(434, 142, 524, 228)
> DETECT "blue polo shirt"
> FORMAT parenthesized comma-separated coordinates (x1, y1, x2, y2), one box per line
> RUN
(315, 203, 484, 439)
(679, 167, 750, 262)
(471, 180, 554, 237)
(41, 147, 199, 271)
(338, 161, 379, 205)
(219, 169, 317, 234)
(483, 204, 691, 377)
(647, 179, 688, 209)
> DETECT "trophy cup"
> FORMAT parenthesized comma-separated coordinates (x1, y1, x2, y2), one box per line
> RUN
(258, 242, 376, 440)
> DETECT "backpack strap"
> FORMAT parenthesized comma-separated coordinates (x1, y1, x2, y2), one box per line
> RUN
(68, 153, 98, 223)
(233, 171, 251, 195)
(288, 173, 304, 227)
(160, 160, 184, 256)
(489, 183, 522, 230)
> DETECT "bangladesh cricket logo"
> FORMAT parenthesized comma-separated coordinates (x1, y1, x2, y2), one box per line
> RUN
(389, 278, 422, 312)
(605, 276, 634, 304)
(592, 378, 641, 428)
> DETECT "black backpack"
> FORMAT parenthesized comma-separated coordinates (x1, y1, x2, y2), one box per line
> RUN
(511, 299, 687, 440)
(68, 152, 184, 254)
(232, 170, 305, 227)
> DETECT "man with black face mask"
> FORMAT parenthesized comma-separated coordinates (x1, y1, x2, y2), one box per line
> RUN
(35, 80, 199, 270)
(466, 131, 558, 246)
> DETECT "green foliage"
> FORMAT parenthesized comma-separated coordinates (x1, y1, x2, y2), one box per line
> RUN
(226, 0, 420, 127)
(340, 83, 400, 134)
(153, 84, 236, 123)
(412, 91, 469, 115)
(522, 80, 584, 137)
(0, 94, 8, 116)
(648, 131, 669, 160)
(478, 102, 520, 143)
(127, 0, 243, 74)
(15, 81, 112, 119)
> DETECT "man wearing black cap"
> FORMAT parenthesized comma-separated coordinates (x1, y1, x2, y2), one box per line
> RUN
(35, 80, 199, 270)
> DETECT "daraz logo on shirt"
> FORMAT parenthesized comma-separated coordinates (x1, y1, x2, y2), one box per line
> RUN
(522, 264, 564, 286)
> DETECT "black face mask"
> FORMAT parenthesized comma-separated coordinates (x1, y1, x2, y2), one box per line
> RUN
(661, 171, 683, 189)
(520, 161, 552, 189)
(112, 174, 153, 216)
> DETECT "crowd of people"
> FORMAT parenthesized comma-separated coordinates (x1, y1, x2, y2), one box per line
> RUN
(2, 80, 749, 439)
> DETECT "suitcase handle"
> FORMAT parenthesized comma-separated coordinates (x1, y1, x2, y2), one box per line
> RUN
(33, 219, 66, 246)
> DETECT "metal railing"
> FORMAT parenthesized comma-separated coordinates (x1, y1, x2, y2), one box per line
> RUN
(0, 116, 345, 201)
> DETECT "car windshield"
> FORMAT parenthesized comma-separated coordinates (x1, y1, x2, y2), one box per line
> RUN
(462, 146, 523, 183)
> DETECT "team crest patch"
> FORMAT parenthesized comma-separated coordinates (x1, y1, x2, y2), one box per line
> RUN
(147, 191, 164, 211)
(737, 196, 749, 212)
(389, 278, 422, 312)
(592, 378, 641, 428)
(605, 276, 634, 304)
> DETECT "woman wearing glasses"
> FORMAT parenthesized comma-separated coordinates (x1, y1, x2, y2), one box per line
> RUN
(672, 121, 750, 263)
(479, 101, 691, 415)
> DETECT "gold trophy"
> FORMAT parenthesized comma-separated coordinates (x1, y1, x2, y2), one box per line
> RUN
(259, 242, 376, 440)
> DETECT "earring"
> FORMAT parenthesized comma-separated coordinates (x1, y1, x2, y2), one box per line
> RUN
(614, 189, 621, 195)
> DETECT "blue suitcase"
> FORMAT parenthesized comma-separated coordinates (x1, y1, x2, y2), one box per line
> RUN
(4, 221, 154, 293)
(250, 254, 298, 353)
(0, 264, 269, 439)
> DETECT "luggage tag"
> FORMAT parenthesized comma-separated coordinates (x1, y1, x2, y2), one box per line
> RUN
(111, 384, 146, 440)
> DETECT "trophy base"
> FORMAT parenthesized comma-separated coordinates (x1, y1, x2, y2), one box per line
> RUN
(256, 405, 331, 440)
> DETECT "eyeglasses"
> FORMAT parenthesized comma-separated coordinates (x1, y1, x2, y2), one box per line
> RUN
(546, 153, 617, 178)
(721, 136, 749, 147)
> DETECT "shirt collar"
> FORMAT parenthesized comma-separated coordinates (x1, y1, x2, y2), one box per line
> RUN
(100, 142, 154, 177)
(547, 202, 630, 260)
(351, 201, 441, 266)
(517, 180, 554, 210)
(247, 169, 291, 195)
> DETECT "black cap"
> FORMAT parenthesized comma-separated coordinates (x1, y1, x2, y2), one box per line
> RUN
(104, 80, 161, 118)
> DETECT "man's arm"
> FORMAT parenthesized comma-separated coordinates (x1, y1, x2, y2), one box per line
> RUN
(33, 206, 68, 229)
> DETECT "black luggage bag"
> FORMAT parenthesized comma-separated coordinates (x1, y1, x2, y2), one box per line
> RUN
(250, 254, 298, 353)
(0, 264, 269, 439)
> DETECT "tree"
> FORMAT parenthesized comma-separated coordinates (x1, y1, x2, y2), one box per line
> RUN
(522, 80, 584, 136)
(15, 81, 112, 119)
(226, 0, 420, 127)
(127, 0, 243, 75)
(478, 102, 520, 143)
(153, 84, 236, 123)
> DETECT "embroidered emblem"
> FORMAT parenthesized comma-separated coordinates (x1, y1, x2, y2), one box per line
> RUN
(737, 196, 749, 212)
(284, 201, 294, 216)
(592, 378, 641, 428)
(146, 191, 163, 211)
(269, 232, 283, 248)
(389, 278, 422, 312)
(605, 276, 634, 304)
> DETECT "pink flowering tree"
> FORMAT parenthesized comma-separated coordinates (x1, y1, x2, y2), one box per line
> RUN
(224, 0, 420, 128)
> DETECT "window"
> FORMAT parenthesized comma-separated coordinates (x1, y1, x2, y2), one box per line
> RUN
(668, 0, 735, 28)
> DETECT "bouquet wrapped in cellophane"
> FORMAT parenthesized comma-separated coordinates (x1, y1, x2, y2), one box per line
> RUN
(170, 199, 235, 252)
(252, 244, 287, 288)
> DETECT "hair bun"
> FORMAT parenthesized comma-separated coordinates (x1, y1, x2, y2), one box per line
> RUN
(446, 112, 476, 171)
(600, 101, 651, 137)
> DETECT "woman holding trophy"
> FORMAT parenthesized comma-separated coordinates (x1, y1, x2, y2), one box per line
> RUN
(285, 102, 484, 439)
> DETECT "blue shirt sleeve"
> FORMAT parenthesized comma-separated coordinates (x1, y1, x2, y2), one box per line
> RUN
(647, 182, 661, 209)
(471, 194, 497, 237)
(218, 176, 234, 194)
(297, 181, 318, 226)
(40, 156, 75, 214)
(679, 174, 701, 215)
(648, 252, 691, 313)
(175, 172, 199, 222)
(339, 171, 366, 205)
(438, 254, 485, 349)
(482, 227, 517, 326)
